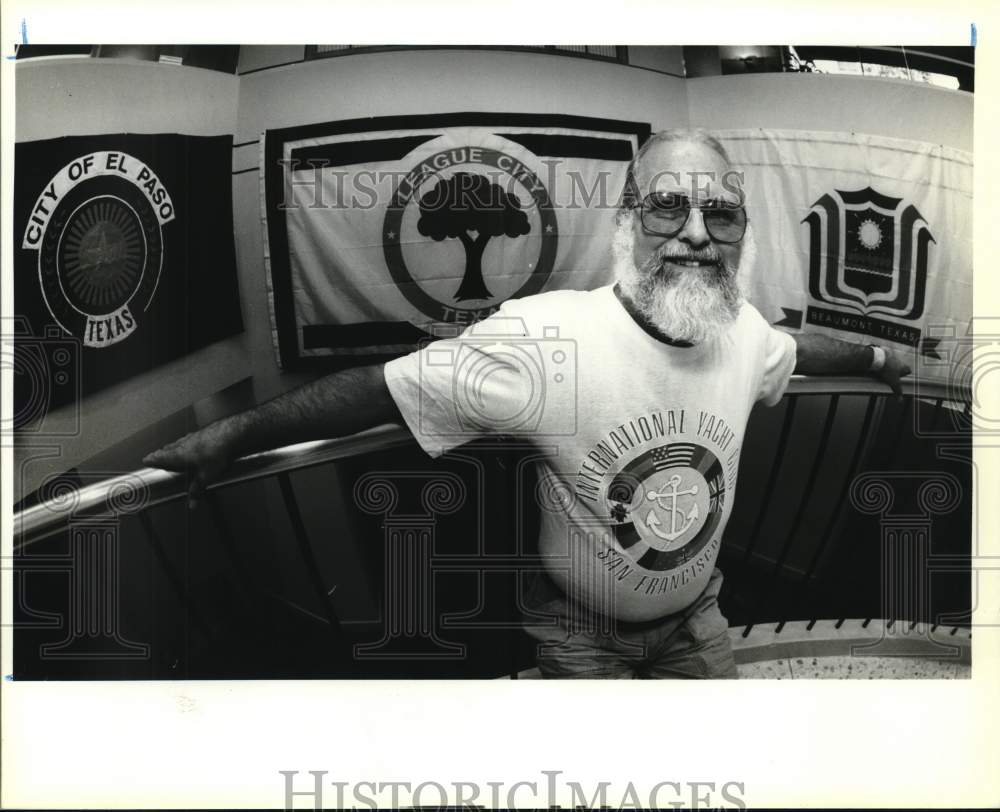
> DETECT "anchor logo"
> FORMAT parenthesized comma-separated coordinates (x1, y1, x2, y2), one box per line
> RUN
(644, 474, 700, 542)
(605, 442, 725, 572)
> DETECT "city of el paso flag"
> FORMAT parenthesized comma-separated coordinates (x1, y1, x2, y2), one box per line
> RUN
(262, 113, 650, 368)
(13, 133, 243, 421)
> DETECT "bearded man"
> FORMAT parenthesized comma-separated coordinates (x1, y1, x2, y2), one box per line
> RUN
(145, 129, 910, 679)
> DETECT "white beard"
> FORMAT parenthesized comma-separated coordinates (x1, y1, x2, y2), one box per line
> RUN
(612, 215, 754, 344)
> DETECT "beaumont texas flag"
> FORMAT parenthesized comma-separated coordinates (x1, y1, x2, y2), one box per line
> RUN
(261, 113, 650, 367)
(718, 129, 972, 387)
(13, 134, 243, 424)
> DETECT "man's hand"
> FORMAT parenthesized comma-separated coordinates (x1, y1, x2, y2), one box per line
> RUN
(141, 363, 402, 510)
(874, 347, 912, 400)
(143, 417, 240, 509)
(793, 334, 913, 401)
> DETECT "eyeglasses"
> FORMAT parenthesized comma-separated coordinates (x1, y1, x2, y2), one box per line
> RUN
(635, 193, 747, 244)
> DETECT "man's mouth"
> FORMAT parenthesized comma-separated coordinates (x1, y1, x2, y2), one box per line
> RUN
(658, 255, 722, 271)
(663, 258, 716, 268)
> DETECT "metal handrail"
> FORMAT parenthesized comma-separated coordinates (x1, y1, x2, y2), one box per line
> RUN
(14, 423, 414, 546)
(12, 374, 970, 546)
(785, 375, 966, 399)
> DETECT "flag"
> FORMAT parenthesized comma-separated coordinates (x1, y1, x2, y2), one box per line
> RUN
(13, 134, 243, 428)
(717, 129, 972, 385)
(262, 113, 651, 367)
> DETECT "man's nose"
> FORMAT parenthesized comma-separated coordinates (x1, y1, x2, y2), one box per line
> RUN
(677, 208, 711, 248)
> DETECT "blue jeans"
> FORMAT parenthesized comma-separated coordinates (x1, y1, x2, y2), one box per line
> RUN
(521, 568, 738, 679)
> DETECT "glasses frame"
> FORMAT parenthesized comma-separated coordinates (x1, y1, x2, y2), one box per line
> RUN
(634, 193, 748, 244)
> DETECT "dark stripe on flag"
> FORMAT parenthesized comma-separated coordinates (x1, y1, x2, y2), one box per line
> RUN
(628, 460, 656, 481)
(638, 547, 669, 570)
(638, 543, 695, 572)
(695, 456, 723, 480)
(265, 127, 299, 368)
(612, 522, 641, 550)
(303, 321, 434, 349)
(267, 112, 652, 146)
(501, 134, 634, 161)
(290, 135, 438, 169)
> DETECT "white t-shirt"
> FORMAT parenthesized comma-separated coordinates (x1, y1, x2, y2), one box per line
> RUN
(384, 285, 796, 622)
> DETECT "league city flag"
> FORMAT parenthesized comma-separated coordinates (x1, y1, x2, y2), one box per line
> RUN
(717, 129, 972, 386)
(262, 113, 650, 367)
(13, 133, 243, 425)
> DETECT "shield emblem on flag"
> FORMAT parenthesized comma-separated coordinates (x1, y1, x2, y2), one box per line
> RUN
(803, 186, 934, 321)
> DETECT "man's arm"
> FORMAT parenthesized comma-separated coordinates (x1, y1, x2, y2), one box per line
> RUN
(792, 334, 912, 397)
(143, 363, 402, 506)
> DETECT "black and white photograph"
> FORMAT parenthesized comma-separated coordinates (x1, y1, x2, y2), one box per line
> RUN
(2, 1, 997, 808)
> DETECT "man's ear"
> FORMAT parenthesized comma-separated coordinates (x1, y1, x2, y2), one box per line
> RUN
(737, 221, 757, 280)
(615, 174, 639, 228)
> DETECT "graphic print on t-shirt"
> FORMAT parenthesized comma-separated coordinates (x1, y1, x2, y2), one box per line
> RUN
(573, 407, 741, 597)
(606, 443, 725, 572)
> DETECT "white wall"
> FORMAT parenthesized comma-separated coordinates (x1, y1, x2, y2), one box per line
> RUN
(14, 58, 247, 499)
(15, 58, 239, 141)
(686, 73, 972, 150)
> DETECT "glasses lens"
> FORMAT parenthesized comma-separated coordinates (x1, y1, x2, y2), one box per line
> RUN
(641, 193, 688, 236)
(703, 204, 746, 242)
(639, 194, 747, 241)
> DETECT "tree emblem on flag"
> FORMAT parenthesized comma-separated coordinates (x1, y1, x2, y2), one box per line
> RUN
(383, 141, 558, 324)
(417, 173, 531, 302)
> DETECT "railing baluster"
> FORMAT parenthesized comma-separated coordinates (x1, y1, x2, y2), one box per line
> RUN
(775, 395, 840, 571)
(205, 492, 267, 604)
(276, 472, 345, 644)
(801, 394, 878, 582)
(754, 394, 840, 620)
(883, 396, 913, 469)
(740, 395, 798, 567)
(137, 512, 214, 645)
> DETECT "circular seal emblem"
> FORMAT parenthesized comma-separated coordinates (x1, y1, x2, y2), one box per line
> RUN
(21, 151, 175, 347)
(383, 137, 558, 323)
(605, 443, 725, 572)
